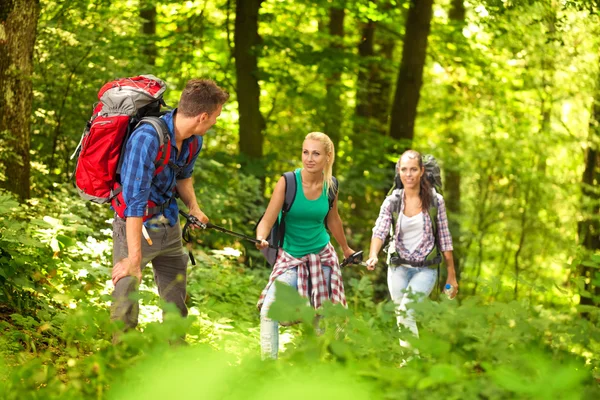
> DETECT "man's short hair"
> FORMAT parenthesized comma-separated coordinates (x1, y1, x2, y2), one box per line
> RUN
(178, 79, 230, 117)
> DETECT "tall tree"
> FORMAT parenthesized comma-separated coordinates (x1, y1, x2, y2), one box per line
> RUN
(444, 0, 466, 279)
(579, 66, 600, 307)
(388, 0, 434, 147)
(0, 0, 40, 200)
(140, 0, 157, 66)
(348, 18, 396, 235)
(324, 6, 345, 162)
(234, 0, 265, 167)
(355, 20, 395, 137)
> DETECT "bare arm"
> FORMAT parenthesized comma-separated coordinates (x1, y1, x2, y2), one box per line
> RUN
(326, 196, 354, 259)
(255, 177, 286, 248)
(365, 197, 393, 270)
(176, 177, 208, 223)
(365, 237, 384, 270)
(443, 250, 458, 297)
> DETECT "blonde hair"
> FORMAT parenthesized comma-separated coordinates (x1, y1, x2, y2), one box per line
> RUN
(304, 132, 335, 192)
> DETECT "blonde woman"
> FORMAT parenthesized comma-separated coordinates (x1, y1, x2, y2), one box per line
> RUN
(255, 132, 355, 359)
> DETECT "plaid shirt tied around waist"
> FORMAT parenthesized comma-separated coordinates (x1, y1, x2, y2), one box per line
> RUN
(257, 242, 347, 311)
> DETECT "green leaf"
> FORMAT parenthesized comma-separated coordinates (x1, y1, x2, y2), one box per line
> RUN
(267, 281, 315, 325)
(0, 193, 19, 214)
(56, 234, 76, 249)
(581, 260, 600, 268)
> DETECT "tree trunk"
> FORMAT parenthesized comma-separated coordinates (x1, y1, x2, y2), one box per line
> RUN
(234, 0, 265, 163)
(355, 20, 395, 137)
(444, 0, 466, 281)
(324, 7, 345, 174)
(350, 19, 396, 237)
(579, 67, 600, 307)
(140, 0, 157, 65)
(0, 0, 40, 201)
(448, 0, 465, 20)
(388, 0, 434, 148)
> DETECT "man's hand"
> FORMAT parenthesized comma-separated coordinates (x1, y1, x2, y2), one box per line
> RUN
(112, 257, 142, 286)
(365, 256, 378, 271)
(189, 207, 209, 227)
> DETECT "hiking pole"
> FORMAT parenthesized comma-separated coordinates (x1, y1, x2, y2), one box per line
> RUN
(179, 210, 277, 248)
(340, 250, 364, 267)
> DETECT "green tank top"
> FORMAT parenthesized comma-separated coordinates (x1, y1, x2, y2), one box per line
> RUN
(282, 168, 330, 258)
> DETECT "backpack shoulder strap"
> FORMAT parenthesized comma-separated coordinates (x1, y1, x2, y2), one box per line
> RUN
(328, 176, 338, 209)
(428, 190, 439, 241)
(138, 116, 169, 145)
(390, 189, 402, 215)
(137, 116, 171, 175)
(282, 171, 296, 213)
(389, 189, 403, 236)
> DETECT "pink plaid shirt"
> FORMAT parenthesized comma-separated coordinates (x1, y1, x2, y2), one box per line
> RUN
(372, 189, 453, 263)
(257, 242, 347, 311)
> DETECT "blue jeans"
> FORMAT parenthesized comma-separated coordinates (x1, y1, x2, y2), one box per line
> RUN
(387, 265, 437, 338)
(260, 266, 332, 359)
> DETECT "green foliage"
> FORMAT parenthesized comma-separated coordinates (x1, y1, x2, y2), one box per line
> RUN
(186, 156, 264, 252)
(1, 198, 599, 398)
(0, 188, 109, 313)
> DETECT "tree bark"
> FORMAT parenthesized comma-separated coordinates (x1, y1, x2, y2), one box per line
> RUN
(140, 0, 157, 65)
(388, 0, 434, 148)
(234, 0, 265, 163)
(0, 0, 40, 201)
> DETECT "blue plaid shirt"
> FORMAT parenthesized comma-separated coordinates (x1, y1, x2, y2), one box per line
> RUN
(119, 109, 202, 226)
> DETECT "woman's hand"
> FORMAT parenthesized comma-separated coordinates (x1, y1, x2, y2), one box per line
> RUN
(342, 247, 355, 260)
(255, 236, 269, 250)
(445, 276, 459, 299)
(365, 256, 378, 271)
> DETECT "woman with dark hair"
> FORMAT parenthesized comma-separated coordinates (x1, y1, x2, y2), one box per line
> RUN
(366, 150, 458, 347)
(255, 132, 355, 359)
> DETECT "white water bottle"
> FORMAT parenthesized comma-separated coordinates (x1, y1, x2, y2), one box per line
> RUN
(444, 283, 455, 300)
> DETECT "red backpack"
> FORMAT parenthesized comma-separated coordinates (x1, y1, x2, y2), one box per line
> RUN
(72, 75, 198, 219)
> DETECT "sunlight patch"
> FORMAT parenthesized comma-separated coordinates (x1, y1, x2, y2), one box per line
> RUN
(211, 247, 242, 258)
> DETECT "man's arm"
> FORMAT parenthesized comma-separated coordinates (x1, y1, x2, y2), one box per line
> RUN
(112, 217, 143, 285)
(176, 177, 208, 223)
(112, 128, 158, 285)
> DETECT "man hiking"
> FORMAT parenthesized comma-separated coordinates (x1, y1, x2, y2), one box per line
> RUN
(110, 79, 229, 340)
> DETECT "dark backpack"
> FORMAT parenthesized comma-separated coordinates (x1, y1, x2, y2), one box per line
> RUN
(72, 75, 198, 220)
(258, 172, 338, 265)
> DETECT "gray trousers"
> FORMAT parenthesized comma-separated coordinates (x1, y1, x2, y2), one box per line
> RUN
(110, 216, 189, 331)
